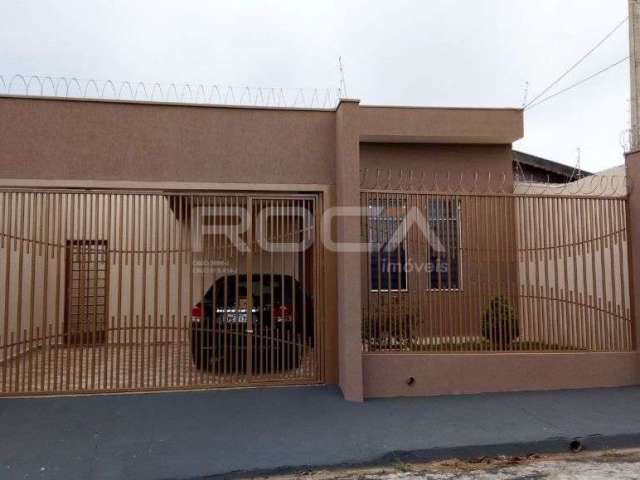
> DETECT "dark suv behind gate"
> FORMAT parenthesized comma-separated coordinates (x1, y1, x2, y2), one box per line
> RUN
(190, 274, 314, 373)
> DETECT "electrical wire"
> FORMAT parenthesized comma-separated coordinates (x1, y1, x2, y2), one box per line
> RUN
(525, 16, 629, 109)
(526, 56, 629, 111)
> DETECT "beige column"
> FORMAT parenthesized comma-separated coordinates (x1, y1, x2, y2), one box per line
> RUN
(630, 0, 640, 147)
(335, 99, 364, 401)
(626, 151, 640, 350)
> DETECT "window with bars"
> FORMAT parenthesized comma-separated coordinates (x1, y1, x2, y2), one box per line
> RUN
(368, 198, 408, 291)
(427, 199, 461, 290)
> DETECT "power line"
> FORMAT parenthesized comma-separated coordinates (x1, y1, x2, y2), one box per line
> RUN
(525, 16, 629, 109)
(526, 56, 629, 111)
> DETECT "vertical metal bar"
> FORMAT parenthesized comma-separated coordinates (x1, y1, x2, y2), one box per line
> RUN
(443, 196, 453, 351)
(624, 196, 637, 350)
(40, 193, 51, 392)
(139, 195, 147, 388)
(127, 194, 135, 389)
(490, 195, 501, 351)
(415, 193, 424, 352)
(616, 199, 629, 350)
(245, 196, 253, 379)
(268, 198, 275, 375)
(233, 196, 240, 379)
(288, 197, 296, 376)
(559, 196, 573, 350)
(473, 194, 484, 352)
(598, 199, 611, 351)
(515, 195, 525, 351)
(91, 194, 99, 391)
(361, 193, 368, 351)
(258, 197, 264, 376)
(213, 196, 221, 382)
(540, 196, 551, 351)
(152, 194, 159, 389)
(586, 198, 600, 350)
(571, 197, 586, 350)
(2, 193, 13, 393)
(197, 194, 206, 387)
(115, 194, 124, 390)
(64, 194, 74, 391)
(550, 197, 562, 350)
(26, 193, 38, 392)
(578, 198, 591, 350)
(104, 193, 112, 390)
(163, 194, 170, 388)
(177, 195, 185, 388)
(521, 195, 530, 351)
(279, 198, 285, 373)
(75, 193, 86, 391)
(52, 193, 64, 392)
(608, 199, 620, 351)
(530, 197, 546, 350)
(505, 195, 516, 352)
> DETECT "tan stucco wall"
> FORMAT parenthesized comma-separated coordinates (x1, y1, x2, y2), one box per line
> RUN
(0, 97, 337, 185)
(360, 143, 514, 178)
(363, 351, 640, 398)
(360, 106, 523, 144)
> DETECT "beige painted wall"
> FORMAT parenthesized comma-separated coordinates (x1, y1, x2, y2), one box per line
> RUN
(360, 143, 514, 180)
(363, 351, 640, 398)
(0, 97, 337, 185)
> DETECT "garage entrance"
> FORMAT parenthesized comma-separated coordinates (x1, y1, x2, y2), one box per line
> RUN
(0, 190, 325, 395)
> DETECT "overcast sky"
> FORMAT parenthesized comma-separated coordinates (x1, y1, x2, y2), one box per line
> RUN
(0, 0, 631, 172)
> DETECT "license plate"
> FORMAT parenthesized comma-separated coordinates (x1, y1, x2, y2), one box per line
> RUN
(223, 312, 247, 324)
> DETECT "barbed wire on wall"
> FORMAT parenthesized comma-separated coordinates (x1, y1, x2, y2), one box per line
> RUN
(360, 168, 630, 197)
(0, 74, 342, 109)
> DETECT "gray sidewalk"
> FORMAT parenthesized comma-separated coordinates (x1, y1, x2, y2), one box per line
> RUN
(2, 386, 640, 480)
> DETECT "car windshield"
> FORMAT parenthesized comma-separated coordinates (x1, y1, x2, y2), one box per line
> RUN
(202, 274, 302, 308)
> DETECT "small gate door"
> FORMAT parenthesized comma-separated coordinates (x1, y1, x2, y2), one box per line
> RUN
(65, 240, 108, 345)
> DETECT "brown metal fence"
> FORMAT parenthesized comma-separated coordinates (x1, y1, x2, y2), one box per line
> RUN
(0, 190, 324, 396)
(361, 173, 634, 353)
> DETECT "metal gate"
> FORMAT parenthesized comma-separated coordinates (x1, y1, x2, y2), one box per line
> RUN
(360, 174, 633, 354)
(0, 190, 324, 396)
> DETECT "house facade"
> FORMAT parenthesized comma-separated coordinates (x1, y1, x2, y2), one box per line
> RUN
(0, 95, 638, 401)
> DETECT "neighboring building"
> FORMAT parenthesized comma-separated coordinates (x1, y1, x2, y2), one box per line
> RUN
(513, 150, 591, 183)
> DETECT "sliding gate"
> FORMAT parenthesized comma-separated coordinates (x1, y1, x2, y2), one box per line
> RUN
(0, 190, 324, 396)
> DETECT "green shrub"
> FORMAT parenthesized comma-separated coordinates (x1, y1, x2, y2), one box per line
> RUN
(482, 296, 519, 348)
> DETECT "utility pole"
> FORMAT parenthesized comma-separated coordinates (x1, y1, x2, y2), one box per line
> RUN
(629, 0, 640, 148)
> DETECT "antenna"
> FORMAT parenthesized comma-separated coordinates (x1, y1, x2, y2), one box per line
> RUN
(521, 81, 530, 108)
(338, 57, 348, 98)
(576, 147, 582, 178)
(569, 147, 582, 182)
